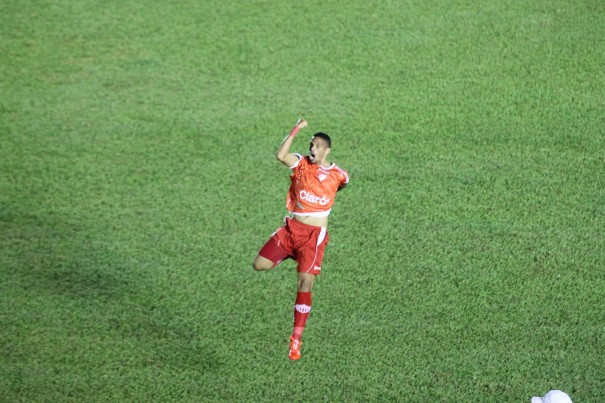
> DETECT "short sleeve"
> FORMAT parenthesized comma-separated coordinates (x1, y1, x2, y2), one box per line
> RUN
(289, 153, 304, 170)
(340, 169, 350, 185)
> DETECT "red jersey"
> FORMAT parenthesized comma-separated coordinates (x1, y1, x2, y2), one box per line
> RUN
(286, 154, 349, 217)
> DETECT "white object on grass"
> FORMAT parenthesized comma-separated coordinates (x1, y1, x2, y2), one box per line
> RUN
(531, 390, 572, 403)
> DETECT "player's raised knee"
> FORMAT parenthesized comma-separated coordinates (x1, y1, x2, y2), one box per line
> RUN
(253, 256, 274, 271)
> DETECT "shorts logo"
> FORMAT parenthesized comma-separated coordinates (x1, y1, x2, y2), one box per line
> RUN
(314, 266, 321, 271)
(295, 304, 312, 314)
(299, 190, 330, 205)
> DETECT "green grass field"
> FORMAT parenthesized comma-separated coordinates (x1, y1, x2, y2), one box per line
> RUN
(1, 1, 604, 401)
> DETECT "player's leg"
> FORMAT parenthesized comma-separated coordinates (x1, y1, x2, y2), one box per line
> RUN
(291, 273, 315, 338)
(253, 222, 294, 271)
(289, 273, 315, 361)
(297, 272, 315, 291)
(252, 254, 276, 271)
(292, 273, 314, 338)
(289, 227, 328, 360)
(253, 236, 290, 271)
(286, 220, 329, 360)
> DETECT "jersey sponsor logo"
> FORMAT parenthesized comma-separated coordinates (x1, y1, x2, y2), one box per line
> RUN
(295, 304, 312, 314)
(299, 190, 330, 205)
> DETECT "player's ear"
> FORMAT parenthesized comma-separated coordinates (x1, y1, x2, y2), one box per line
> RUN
(325, 147, 331, 156)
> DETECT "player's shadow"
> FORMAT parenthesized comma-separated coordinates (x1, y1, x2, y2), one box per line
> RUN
(2, 210, 124, 300)
(2, 209, 222, 371)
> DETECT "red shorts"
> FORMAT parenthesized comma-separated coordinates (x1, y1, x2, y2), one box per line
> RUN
(258, 217, 330, 275)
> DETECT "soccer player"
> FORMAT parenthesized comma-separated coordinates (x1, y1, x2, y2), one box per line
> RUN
(253, 118, 349, 360)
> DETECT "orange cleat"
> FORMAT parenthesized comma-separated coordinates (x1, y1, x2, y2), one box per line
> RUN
(288, 336, 302, 360)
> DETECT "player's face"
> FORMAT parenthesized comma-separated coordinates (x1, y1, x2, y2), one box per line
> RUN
(309, 137, 331, 164)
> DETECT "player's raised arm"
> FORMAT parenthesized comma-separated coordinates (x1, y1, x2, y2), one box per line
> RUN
(277, 118, 308, 167)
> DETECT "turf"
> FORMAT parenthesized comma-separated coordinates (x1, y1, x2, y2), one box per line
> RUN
(1, 0, 604, 401)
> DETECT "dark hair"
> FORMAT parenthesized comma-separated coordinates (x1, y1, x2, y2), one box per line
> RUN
(312, 132, 331, 148)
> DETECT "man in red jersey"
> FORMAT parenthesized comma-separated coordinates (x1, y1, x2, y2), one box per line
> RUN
(253, 118, 349, 360)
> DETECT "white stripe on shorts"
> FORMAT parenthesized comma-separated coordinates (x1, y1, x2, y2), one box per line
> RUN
(306, 227, 327, 273)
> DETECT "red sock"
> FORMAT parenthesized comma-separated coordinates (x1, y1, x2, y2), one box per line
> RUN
(292, 291, 312, 340)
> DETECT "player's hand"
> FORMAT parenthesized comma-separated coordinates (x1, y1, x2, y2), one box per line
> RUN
(296, 118, 308, 129)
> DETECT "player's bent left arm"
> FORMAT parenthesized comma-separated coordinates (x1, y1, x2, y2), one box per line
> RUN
(276, 118, 307, 167)
(276, 140, 299, 167)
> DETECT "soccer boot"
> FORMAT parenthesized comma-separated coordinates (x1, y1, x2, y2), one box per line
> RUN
(288, 336, 302, 361)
